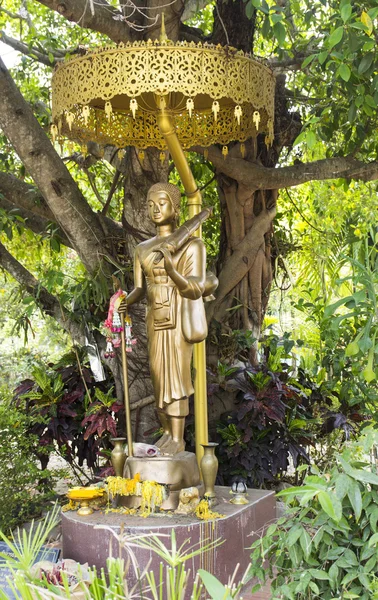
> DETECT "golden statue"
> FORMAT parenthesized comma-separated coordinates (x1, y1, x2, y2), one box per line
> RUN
(119, 182, 217, 456)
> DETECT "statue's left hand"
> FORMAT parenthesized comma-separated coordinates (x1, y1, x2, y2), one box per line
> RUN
(118, 298, 128, 313)
(159, 247, 175, 275)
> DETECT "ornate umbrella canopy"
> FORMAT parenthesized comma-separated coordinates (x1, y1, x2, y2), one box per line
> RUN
(51, 36, 275, 152)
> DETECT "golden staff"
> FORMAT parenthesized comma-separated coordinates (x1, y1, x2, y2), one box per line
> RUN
(120, 310, 133, 458)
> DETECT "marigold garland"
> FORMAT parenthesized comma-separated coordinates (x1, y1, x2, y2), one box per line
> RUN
(140, 480, 165, 517)
(105, 474, 165, 517)
(105, 474, 141, 497)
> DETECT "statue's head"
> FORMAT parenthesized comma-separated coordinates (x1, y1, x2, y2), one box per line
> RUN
(147, 183, 181, 226)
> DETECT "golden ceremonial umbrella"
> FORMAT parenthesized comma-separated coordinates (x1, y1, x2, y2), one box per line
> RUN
(51, 25, 275, 153)
(51, 22, 275, 463)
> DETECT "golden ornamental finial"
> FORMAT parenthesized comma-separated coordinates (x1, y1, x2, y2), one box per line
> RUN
(160, 13, 168, 43)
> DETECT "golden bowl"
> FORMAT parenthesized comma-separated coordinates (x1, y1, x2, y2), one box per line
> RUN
(66, 487, 106, 516)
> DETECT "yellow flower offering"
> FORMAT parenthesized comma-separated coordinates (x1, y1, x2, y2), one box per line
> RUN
(105, 473, 142, 497)
(195, 499, 225, 521)
(140, 480, 165, 517)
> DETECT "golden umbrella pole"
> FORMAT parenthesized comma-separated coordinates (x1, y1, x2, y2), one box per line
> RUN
(120, 312, 133, 457)
(157, 102, 208, 466)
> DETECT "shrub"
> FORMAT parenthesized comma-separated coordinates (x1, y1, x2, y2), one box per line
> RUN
(214, 339, 313, 488)
(0, 403, 56, 532)
(250, 428, 378, 599)
(13, 352, 122, 478)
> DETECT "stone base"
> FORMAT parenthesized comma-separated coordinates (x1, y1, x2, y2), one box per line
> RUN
(122, 451, 202, 510)
(62, 486, 275, 598)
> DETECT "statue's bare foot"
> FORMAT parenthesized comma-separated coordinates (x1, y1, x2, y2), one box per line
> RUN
(159, 434, 173, 451)
(162, 439, 185, 455)
(155, 433, 170, 449)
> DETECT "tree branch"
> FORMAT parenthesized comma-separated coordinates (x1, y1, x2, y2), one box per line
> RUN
(0, 195, 73, 247)
(0, 171, 125, 248)
(0, 57, 111, 274)
(0, 7, 28, 21)
(0, 31, 57, 67)
(35, 0, 137, 43)
(196, 146, 378, 191)
(0, 240, 84, 343)
(0, 172, 54, 221)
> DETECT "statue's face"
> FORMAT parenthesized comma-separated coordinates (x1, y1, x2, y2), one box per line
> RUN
(147, 190, 176, 225)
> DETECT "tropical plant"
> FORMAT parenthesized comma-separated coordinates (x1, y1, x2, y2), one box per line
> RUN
(250, 428, 378, 599)
(215, 337, 313, 488)
(13, 354, 121, 479)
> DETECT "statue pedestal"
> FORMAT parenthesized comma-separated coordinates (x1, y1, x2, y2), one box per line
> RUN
(62, 486, 275, 597)
(123, 451, 202, 510)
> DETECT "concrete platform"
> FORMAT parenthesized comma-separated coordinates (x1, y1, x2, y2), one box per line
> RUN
(62, 486, 275, 595)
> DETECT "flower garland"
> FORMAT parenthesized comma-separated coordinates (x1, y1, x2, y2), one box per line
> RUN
(101, 290, 136, 358)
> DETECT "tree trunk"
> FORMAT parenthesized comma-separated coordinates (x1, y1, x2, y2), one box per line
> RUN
(214, 173, 276, 365)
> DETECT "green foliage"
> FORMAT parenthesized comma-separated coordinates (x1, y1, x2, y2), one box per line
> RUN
(246, 0, 378, 156)
(250, 429, 378, 599)
(292, 234, 378, 427)
(0, 403, 56, 533)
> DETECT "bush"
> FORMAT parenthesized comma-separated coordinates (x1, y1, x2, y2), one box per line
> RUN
(0, 403, 56, 532)
(250, 428, 378, 599)
(13, 351, 122, 478)
(214, 337, 313, 488)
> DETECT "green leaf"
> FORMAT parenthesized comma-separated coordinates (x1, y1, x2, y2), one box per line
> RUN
(369, 506, 378, 532)
(364, 555, 377, 572)
(348, 479, 362, 521)
(338, 63, 351, 82)
(309, 581, 320, 595)
(300, 528, 312, 558)
(358, 573, 372, 590)
(245, 0, 254, 19)
(335, 473, 351, 499)
(302, 54, 316, 68)
(273, 21, 286, 46)
(345, 341, 359, 356)
(341, 571, 358, 585)
(288, 543, 303, 567)
(198, 570, 232, 600)
(339, 456, 378, 485)
(306, 130, 317, 149)
(309, 569, 330, 580)
(358, 53, 374, 75)
(287, 524, 303, 546)
(292, 130, 306, 146)
(368, 532, 378, 548)
(329, 563, 339, 590)
(327, 26, 344, 49)
(261, 15, 271, 37)
(324, 291, 365, 317)
(365, 94, 376, 108)
(318, 50, 329, 64)
(362, 367, 376, 383)
(318, 490, 342, 522)
(341, 2, 352, 22)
